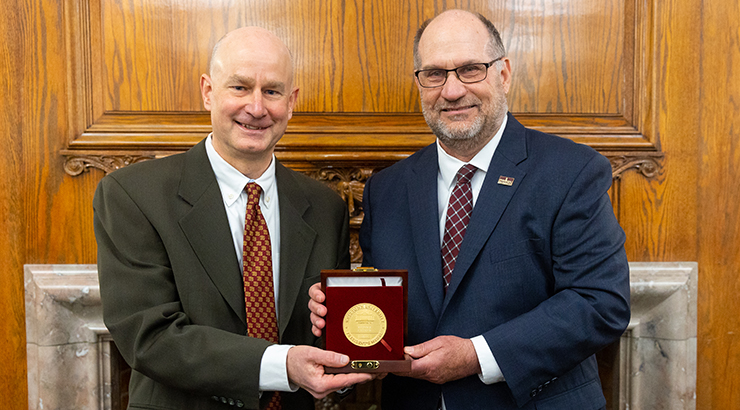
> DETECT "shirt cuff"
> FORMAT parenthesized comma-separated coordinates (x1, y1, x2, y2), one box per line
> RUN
(259, 344, 299, 393)
(471, 335, 505, 384)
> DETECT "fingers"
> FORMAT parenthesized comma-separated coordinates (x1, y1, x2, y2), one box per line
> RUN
(404, 339, 434, 359)
(311, 348, 350, 368)
(398, 336, 480, 384)
(310, 315, 325, 337)
(308, 283, 325, 303)
(286, 346, 373, 399)
(308, 298, 327, 317)
(308, 283, 327, 337)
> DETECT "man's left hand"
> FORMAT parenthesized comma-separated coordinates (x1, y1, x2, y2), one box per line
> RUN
(398, 335, 481, 384)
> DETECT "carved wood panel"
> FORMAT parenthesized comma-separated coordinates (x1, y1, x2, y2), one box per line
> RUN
(61, 0, 659, 169)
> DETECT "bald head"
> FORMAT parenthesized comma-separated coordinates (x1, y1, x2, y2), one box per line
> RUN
(413, 10, 505, 70)
(209, 27, 294, 87)
(199, 26, 300, 177)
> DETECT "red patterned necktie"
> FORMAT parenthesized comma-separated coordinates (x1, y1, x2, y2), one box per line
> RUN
(243, 182, 281, 410)
(441, 164, 477, 290)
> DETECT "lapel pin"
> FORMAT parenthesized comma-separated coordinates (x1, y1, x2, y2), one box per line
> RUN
(497, 176, 515, 186)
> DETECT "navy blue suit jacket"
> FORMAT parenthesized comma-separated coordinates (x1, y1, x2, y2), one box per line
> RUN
(360, 114, 630, 409)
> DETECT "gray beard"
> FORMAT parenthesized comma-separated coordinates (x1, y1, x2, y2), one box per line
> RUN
(424, 108, 488, 154)
(421, 89, 509, 156)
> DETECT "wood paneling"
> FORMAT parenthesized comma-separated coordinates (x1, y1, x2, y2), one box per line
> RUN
(697, 0, 740, 407)
(61, 0, 652, 167)
(94, 0, 625, 114)
(0, 0, 29, 406)
(3, 0, 740, 409)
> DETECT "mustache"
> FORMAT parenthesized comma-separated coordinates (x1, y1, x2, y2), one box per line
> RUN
(434, 98, 481, 111)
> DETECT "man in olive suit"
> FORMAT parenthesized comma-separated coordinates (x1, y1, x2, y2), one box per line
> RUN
(94, 27, 372, 410)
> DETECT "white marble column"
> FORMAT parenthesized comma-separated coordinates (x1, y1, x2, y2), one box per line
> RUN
(25, 264, 112, 410)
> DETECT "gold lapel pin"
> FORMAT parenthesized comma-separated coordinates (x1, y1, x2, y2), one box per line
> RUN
(497, 176, 515, 186)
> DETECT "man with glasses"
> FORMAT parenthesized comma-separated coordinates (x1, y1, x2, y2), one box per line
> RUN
(310, 9, 630, 409)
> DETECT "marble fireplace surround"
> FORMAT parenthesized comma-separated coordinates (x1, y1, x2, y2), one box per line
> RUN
(25, 262, 697, 409)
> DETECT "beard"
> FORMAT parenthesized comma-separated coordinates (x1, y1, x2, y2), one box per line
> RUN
(421, 91, 508, 156)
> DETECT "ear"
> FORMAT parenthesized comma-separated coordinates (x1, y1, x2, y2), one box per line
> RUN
(286, 87, 299, 120)
(499, 58, 512, 94)
(200, 74, 214, 110)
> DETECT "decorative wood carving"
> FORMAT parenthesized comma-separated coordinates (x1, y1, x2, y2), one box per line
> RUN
(68, 151, 662, 265)
(609, 152, 663, 180)
(63, 154, 156, 176)
(312, 167, 377, 264)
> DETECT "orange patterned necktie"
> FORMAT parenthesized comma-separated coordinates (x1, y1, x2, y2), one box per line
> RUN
(243, 182, 281, 409)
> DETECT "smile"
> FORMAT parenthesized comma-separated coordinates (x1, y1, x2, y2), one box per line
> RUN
(235, 120, 268, 130)
(441, 105, 476, 113)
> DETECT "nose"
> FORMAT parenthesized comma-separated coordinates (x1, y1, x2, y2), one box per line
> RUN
(440, 72, 467, 102)
(244, 91, 267, 118)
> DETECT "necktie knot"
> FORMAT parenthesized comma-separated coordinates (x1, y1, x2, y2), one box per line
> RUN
(246, 182, 262, 206)
(456, 164, 477, 185)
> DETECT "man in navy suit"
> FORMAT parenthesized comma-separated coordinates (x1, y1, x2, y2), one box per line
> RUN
(309, 9, 630, 409)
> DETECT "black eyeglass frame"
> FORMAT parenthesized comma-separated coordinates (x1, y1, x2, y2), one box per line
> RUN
(414, 56, 505, 88)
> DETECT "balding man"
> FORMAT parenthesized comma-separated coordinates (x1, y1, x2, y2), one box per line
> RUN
(94, 27, 371, 410)
(310, 10, 630, 409)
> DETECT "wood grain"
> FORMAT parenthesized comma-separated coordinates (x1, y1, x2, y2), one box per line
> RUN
(94, 0, 626, 114)
(697, 0, 740, 406)
(0, 0, 28, 406)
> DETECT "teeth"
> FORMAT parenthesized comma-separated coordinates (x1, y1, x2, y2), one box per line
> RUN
(236, 121, 265, 130)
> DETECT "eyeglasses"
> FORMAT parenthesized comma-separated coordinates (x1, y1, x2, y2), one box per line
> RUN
(414, 57, 504, 88)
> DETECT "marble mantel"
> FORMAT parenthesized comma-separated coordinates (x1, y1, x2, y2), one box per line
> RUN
(24, 262, 697, 409)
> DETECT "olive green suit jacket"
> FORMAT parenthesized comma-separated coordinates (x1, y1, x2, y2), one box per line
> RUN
(93, 139, 350, 409)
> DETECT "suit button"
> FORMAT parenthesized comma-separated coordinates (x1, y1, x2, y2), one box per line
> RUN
(221, 397, 228, 404)
(236, 400, 244, 408)
(530, 389, 537, 397)
(228, 398, 235, 406)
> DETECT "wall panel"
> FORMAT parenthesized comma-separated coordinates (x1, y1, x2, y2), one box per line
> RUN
(61, 0, 654, 171)
(0, 0, 28, 404)
(697, 0, 740, 407)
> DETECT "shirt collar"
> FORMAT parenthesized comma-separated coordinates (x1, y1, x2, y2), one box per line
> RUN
(436, 114, 508, 189)
(205, 133, 277, 209)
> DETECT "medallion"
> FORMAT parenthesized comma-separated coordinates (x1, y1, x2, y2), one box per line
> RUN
(342, 303, 388, 347)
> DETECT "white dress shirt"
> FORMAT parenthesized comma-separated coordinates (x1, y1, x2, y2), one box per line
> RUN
(205, 135, 297, 394)
(436, 115, 509, 390)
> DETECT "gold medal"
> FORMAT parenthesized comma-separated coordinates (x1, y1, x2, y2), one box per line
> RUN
(342, 303, 387, 347)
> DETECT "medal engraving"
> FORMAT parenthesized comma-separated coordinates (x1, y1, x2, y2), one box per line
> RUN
(343, 303, 387, 347)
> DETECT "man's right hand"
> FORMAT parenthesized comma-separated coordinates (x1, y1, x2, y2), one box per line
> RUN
(286, 345, 373, 398)
(308, 282, 327, 337)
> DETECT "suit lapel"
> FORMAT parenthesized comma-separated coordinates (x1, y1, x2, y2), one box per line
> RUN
(443, 115, 529, 308)
(177, 140, 246, 324)
(408, 145, 445, 318)
(275, 162, 317, 337)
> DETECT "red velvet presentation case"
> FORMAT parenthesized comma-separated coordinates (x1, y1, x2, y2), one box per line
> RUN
(321, 268, 411, 373)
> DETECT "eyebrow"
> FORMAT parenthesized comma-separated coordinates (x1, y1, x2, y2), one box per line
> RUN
(420, 59, 483, 70)
(226, 74, 286, 91)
